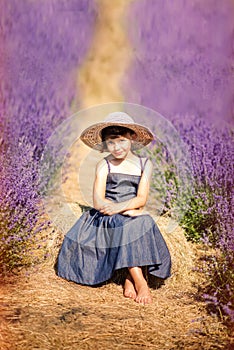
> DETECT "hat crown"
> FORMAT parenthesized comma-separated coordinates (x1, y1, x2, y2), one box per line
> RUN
(104, 112, 134, 125)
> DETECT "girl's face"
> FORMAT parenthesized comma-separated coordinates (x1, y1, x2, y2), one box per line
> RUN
(105, 133, 132, 159)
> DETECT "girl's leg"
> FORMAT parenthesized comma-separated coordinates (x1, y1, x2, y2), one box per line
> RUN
(128, 266, 152, 304)
(123, 273, 137, 299)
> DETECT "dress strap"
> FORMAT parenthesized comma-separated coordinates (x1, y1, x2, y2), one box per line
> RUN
(139, 156, 143, 172)
(143, 157, 149, 170)
(139, 156, 149, 174)
(104, 157, 111, 173)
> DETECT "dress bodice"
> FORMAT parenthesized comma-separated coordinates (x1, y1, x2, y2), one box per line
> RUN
(105, 173, 141, 203)
(104, 156, 148, 203)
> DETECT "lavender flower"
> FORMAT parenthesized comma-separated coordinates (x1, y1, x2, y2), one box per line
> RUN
(125, 0, 234, 323)
(0, 0, 97, 272)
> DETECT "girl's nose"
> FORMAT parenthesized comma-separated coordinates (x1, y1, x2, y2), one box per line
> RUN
(114, 142, 121, 150)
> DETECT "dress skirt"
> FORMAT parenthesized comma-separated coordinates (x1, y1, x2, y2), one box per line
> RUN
(57, 208, 171, 285)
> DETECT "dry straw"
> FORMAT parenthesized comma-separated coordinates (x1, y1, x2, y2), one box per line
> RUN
(1, 215, 231, 350)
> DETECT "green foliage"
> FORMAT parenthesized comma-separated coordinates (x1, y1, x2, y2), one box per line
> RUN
(179, 194, 211, 242)
(142, 143, 219, 243)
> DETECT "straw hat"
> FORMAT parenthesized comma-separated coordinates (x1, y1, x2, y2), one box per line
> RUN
(80, 112, 154, 151)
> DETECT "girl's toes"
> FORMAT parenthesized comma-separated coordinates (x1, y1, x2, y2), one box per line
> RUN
(124, 289, 137, 299)
(136, 294, 152, 305)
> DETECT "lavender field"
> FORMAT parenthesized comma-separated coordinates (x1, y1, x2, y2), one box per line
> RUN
(0, 0, 97, 270)
(0, 0, 233, 339)
(125, 0, 234, 323)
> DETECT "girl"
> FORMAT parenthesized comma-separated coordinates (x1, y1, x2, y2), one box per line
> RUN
(57, 112, 171, 305)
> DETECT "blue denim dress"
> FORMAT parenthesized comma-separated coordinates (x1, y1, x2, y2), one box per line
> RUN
(57, 157, 171, 285)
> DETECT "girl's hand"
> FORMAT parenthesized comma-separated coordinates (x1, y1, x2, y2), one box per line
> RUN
(99, 202, 124, 216)
(122, 208, 145, 216)
(100, 204, 147, 217)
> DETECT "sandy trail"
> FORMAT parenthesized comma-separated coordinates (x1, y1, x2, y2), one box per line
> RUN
(0, 1, 233, 349)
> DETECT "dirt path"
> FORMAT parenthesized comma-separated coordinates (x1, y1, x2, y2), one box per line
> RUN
(0, 1, 233, 349)
(77, 0, 134, 108)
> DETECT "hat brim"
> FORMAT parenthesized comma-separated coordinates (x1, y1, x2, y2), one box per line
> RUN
(80, 121, 154, 151)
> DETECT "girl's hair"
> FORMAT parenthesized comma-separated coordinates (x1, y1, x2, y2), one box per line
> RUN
(100, 126, 136, 152)
(101, 126, 136, 141)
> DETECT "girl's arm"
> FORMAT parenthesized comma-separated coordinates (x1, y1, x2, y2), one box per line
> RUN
(93, 159, 113, 210)
(99, 158, 153, 215)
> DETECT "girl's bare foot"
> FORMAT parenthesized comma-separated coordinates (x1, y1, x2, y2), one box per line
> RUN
(135, 281, 152, 305)
(127, 266, 152, 305)
(123, 274, 137, 300)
